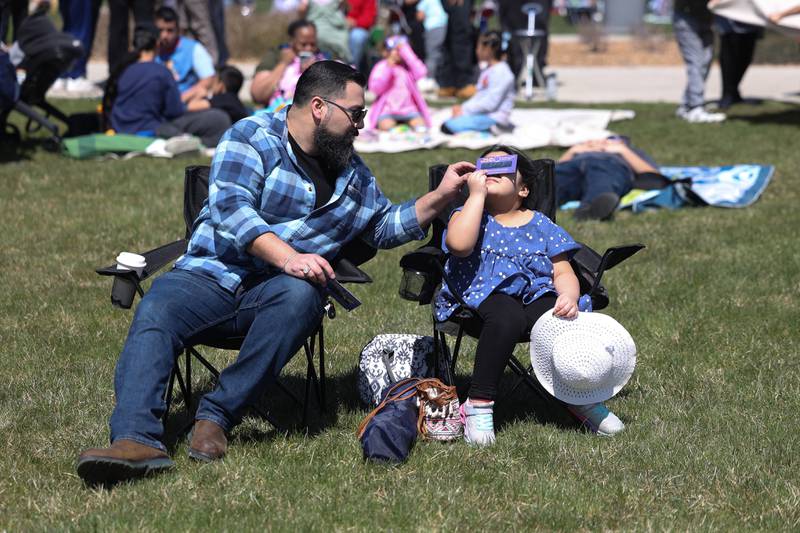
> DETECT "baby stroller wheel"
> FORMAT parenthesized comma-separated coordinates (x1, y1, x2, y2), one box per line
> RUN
(43, 136, 61, 152)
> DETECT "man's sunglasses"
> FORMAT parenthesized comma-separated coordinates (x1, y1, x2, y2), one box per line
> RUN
(320, 98, 368, 125)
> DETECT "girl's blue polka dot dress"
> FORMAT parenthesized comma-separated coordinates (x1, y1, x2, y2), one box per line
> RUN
(434, 210, 581, 322)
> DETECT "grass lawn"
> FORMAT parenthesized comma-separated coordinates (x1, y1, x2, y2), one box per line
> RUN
(1, 100, 799, 530)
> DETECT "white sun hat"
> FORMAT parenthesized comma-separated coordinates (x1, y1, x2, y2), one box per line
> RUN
(530, 311, 636, 406)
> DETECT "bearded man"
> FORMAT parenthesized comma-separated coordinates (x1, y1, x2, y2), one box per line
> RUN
(76, 61, 473, 486)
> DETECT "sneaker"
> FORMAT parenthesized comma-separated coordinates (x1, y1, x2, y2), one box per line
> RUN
(460, 399, 496, 446)
(573, 192, 620, 221)
(65, 77, 102, 97)
(417, 77, 438, 93)
(682, 106, 726, 124)
(675, 105, 689, 119)
(164, 134, 203, 155)
(489, 122, 514, 136)
(567, 402, 625, 436)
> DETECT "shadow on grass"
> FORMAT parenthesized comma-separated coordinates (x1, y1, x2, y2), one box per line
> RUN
(728, 106, 800, 127)
(161, 360, 593, 454)
(0, 136, 46, 163)
(162, 369, 348, 452)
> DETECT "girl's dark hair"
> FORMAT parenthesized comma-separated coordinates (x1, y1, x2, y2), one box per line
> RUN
(478, 30, 504, 61)
(479, 144, 556, 217)
(102, 24, 159, 130)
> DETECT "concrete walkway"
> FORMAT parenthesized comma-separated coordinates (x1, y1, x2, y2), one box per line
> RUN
(82, 60, 799, 105)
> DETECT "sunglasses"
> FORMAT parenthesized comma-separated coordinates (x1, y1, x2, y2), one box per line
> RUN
(320, 98, 368, 125)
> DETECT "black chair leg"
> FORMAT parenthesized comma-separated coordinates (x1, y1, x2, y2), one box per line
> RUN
(164, 367, 176, 423)
(188, 347, 219, 379)
(185, 349, 192, 406)
(318, 322, 326, 410)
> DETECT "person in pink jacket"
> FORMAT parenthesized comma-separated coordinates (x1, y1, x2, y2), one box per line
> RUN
(367, 35, 432, 131)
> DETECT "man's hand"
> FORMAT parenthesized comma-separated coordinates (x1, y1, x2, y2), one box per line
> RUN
(414, 161, 475, 227)
(451, 104, 463, 117)
(284, 253, 335, 285)
(437, 161, 475, 199)
(466, 169, 488, 198)
(553, 294, 578, 318)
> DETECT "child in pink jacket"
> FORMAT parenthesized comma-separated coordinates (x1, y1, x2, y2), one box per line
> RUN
(367, 36, 432, 131)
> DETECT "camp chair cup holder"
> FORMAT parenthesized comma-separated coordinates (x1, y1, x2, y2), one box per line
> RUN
(109, 271, 143, 309)
(399, 268, 436, 303)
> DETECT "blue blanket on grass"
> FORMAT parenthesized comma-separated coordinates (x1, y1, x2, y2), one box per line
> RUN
(561, 164, 774, 213)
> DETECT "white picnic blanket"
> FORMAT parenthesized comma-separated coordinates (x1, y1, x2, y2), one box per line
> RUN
(354, 108, 636, 154)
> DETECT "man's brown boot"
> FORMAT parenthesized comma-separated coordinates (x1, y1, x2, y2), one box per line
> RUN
(437, 86, 457, 98)
(76, 439, 174, 487)
(188, 420, 228, 462)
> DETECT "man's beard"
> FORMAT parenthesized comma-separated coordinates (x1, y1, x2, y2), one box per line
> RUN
(314, 122, 357, 175)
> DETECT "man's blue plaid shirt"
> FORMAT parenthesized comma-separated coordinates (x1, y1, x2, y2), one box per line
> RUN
(175, 109, 426, 292)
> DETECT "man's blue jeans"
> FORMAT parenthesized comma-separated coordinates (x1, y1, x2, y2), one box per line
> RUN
(555, 155, 634, 206)
(109, 269, 324, 452)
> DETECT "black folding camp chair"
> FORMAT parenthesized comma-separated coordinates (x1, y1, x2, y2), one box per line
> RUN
(96, 165, 375, 430)
(398, 162, 644, 430)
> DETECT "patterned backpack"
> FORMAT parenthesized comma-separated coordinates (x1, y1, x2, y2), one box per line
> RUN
(358, 334, 435, 408)
(358, 334, 462, 442)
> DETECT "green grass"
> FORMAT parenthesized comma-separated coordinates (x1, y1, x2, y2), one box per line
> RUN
(2, 100, 800, 530)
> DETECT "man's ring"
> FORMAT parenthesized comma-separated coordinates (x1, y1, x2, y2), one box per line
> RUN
(301, 265, 310, 275)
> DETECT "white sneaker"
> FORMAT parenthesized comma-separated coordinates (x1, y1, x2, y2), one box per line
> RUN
(682, 106, 726, 124)
(164, 134, 202, 156)
(460, 399, 496, 446)
(65, 77, 102, 96)
(567, 402, 625, 436)
(417, 77, 438, 93)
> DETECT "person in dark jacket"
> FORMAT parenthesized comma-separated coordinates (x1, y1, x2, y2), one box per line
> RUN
(107, 25, 231, 147)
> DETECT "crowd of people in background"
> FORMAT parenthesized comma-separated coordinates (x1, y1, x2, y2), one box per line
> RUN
(1, 0, 797, 139)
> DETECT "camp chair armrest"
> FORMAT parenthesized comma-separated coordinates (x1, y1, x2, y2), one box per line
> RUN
(399, 245, 445, 274)
(333, 258, 372, 284)
(96, 239, 188, 281)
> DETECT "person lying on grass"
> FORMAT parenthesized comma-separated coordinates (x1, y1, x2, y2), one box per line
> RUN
(76, 60, 474, 488)
(435, 145, 626, 446)
(556, 135, 659, 221)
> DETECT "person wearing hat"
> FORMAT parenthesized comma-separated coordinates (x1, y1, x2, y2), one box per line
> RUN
(435, 145, 631, 446)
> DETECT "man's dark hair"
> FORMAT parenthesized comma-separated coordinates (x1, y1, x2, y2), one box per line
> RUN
(292, 60, 366, 107)
(155, 6, 179, 24)
(216, 65, 244, 94)
(288, 19, 316, 38)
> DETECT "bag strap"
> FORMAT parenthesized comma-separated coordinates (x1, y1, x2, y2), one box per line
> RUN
(381, 347, 398, 384)
(356, 378, 421, 439)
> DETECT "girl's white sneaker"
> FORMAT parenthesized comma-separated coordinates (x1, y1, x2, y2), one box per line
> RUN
(460, 399, 496, 446)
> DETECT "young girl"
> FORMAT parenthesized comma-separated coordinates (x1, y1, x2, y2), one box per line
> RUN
(435, 146, 623, 445)
(441, 31, 515, 135)
(367, 35, 432, 132)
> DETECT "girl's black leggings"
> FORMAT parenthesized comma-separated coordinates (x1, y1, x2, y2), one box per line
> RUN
(462, 293, 557, 401)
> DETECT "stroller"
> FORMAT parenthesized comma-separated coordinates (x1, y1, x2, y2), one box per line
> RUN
(0, 7, 84, 150)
